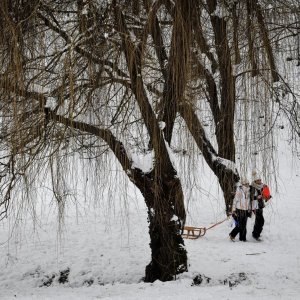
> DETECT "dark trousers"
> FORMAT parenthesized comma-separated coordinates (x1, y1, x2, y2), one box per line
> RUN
(252, 208, 264, 239)
(230, 209, 248, 241)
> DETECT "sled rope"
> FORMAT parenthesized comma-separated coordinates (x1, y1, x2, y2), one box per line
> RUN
(182, 216, 230, 239)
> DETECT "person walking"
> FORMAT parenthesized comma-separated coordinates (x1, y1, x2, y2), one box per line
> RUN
(250, 172, 270, 241)
(229, 178, 251, 242)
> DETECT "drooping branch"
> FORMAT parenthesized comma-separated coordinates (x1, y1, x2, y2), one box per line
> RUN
(252, 0, 280, 82)
(46, 108, 133, 170)
(179, 100, 239, 214)
(191, 52, 221, 125)
(37, 11, 129, 81)
(207, 0, 236, 160)
(192, 2, 218, 73)
(246, 0, 259, 77)
(178, 102, 239, 181)
(231, 2, 241, 65)
(142, 0, 168, 82)
(178, 102, 217, 167)
(0, 78, 137, 181)
(160, 0, 193, 144)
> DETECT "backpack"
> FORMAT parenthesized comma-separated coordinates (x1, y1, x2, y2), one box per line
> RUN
(262, 185, 271, 200)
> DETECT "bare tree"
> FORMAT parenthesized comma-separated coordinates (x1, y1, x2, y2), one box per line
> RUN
(0, 0, 195, 282)
(0, 0, 299, 283)
(174, 0, 298, 212)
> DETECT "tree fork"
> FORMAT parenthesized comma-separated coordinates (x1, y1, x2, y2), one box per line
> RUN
(178, 103, 239, 214)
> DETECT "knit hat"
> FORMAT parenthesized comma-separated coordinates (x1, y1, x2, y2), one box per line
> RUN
(252, 170, 261, 181)
(241, 177, 249, 185)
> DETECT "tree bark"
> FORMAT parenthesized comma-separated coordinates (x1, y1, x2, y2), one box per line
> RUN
(133, 169, 187, 282)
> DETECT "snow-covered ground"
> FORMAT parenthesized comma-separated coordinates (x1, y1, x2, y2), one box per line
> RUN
(0, 137, 299, 300)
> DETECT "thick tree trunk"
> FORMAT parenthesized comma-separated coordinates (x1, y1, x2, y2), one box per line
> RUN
(145, 210, 187, 282)
(142, 173, 187, 282)
(217, 170, 238, 214)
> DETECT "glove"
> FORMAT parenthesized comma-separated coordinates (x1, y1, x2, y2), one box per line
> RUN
(265, 195, 272, 202)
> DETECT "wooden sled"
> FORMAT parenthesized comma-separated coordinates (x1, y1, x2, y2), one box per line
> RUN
(182, 226, 206, 239)
(182, 216, 230, 240)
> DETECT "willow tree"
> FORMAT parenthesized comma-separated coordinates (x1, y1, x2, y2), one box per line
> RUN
(161, 0, 299, 212)
(183, 0, 282, 212)
(0, 0, 197, 282)
(1, 0, 298, 283)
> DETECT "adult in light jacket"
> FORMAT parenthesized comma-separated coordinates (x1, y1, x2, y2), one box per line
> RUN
(229, 178, 251, 242)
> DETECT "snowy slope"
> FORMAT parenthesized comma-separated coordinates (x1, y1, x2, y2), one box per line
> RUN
(0, 138, 299, 300)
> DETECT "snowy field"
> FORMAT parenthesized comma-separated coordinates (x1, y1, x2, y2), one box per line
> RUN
(0, 138, 299, 300)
